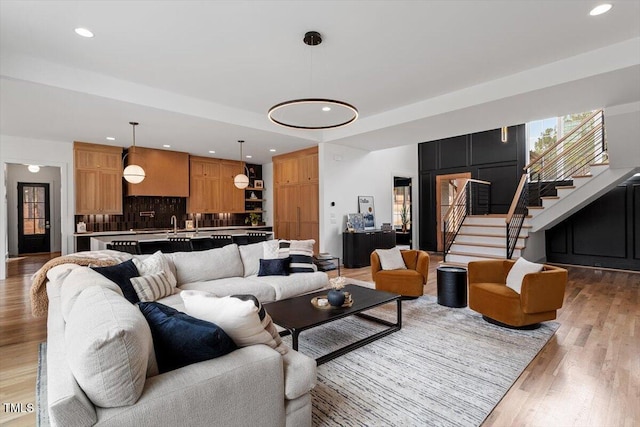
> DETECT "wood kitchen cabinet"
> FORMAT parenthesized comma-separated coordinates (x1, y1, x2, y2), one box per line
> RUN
(74, 142, 123, 214)
(188, 157, 243, 213)
(126, 147, 189, 197)
(219, 161, 245, 213)
(273, 146, 319, 252)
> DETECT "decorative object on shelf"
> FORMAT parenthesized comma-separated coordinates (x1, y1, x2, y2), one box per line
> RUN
(267, 31, 358, 130)
(123, 122, 146, 184)
(250, 192, 258, 199)
(381, 223, 392, 231)
(234, 140, 250, 189)
(358, 196, 375, 230)
(245, 212, 261, 226)
(347, 213, 364, 232)
(254, 179, 264, 189)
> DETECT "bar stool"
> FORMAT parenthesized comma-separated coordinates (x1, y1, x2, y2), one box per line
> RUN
(210, 234, 233, 248)
(246, 232, 268, 244)
(167, 237, 193, 253)
(107, 240, 141, 255)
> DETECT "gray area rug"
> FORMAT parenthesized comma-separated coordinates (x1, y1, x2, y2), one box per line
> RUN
(36, 342, 48, 427)
(280, 294, 559, 427)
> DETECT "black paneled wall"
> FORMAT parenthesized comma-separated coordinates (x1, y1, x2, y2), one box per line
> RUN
(418, 125, 526, 251)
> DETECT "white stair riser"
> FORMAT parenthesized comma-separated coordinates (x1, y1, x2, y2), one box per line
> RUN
(450, 243, 518, 257)
(541, 198, 559, 208)
(458, 225, 504, 236)
(589, 164, 609, 176)
(455, 234, 526, 247)
(445, 254, 498, 265)
(572, 176, 592, 188)
(463, 216, 508, 226)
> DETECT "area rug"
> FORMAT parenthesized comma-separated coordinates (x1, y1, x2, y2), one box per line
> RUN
(280, 294, 559, 427)
(36, 342, 48, 427)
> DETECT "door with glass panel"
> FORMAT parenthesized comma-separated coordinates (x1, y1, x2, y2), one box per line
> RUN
(18, 182, 50, 254)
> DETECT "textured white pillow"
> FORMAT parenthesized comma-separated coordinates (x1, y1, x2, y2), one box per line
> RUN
(376, 248, 407, 270)
(65, 286, 157, 407)
(181, 290, 286, 354)
(168, 244, 244, 284)
(132, 251, 177, 287)
(263, 239, 280, 259)
(506, 257, 544, 294)
(239, 242, 265, 277)
(130, 272, 176, 302)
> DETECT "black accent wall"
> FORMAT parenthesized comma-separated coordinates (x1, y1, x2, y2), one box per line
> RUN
(418, 125, 527, 251)
(546, 175, 640, 271)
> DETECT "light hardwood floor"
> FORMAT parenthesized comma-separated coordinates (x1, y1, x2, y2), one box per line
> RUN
(0, 253, 638, 426)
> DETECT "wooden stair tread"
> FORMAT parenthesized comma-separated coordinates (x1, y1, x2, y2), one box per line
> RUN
(438, 261, 468, 268)
(540, 196, 560, 200)
(447, 251, 505, 260)
(557, 185, 576, 190)
(590, 162, 609, 166)
(457, 232, 528, 239)
(466, 214, 507, 218)
(461, 223, 532, 228)
(527, 206, 545, 210)
(452, 241, 525, 250)
(572, 174, 593, 179)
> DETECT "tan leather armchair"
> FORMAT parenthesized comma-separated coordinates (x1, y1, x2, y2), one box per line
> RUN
(370, 250, 430, 298)
(468, 260, 567, 328)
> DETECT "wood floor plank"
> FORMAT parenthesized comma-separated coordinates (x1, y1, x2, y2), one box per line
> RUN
(0, 252, 638, 426)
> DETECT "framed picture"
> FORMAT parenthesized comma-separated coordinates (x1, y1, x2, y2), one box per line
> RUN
(347, 213, 365, 232)
(254, 180, 264, 189)
(358, 196, 375, 230)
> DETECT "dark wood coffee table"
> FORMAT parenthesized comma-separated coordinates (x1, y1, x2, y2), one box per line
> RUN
(265, 284, 401, 365)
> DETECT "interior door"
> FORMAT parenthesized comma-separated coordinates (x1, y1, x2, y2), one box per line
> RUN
(435, 173, 471, 252)
(18, 182, 51, 254)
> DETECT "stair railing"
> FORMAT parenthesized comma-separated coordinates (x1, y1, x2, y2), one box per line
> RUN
(505, 174, 528, 259)
(443, 179, 491, 261)
(505, 109, 607, 259)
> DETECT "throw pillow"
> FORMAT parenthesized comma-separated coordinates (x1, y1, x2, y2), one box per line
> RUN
(138, 302, 237, 373)
(506, 257, 544, 294)
(262, 239, 280, 259)
(239, 241, 265, 277)
(166, 244, 243, 284)
(91, 259, 140, 304)
(376, 247, 407, 270)
(257, 258, 290, 276)
(65, 286, 157, 407)
(181, 290, 287, 355)
(130, 272, 176, 302)
(132, 251, 177, 287)
(288, 239, 317, 273)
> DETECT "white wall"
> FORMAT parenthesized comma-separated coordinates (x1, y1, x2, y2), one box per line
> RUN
(6, 164, 62, 254)
(0, 135, 74, 280)
(319, 142, 419, 259)
(605, 102, 640, 169)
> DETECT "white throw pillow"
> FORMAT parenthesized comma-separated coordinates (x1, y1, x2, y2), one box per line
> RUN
(506, 257, 544, 294)
(132, 251, 177, 287)
(65, 286, 157, 408)
(376, 248, 407, 270)
(239, 241, 265, 277)
(130, 272, 176, 302)
(263, 239, 280, 259)
(181, 290, 287, 354)
(168, 244, 244, 284)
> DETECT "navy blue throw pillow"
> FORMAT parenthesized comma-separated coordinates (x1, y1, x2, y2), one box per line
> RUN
(258, 258, 290, 276)
(138, 302, 237, 373)
(91, 259, 140, 304)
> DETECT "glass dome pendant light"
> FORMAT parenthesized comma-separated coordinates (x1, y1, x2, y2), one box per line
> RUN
(234, 140, 250, 189)
(123, 121, 146, 184)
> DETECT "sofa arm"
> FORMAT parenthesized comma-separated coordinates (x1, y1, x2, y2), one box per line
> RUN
(282, 346, 316, 400)
(370, 252, 382, 278)
(521, 267, 567, 314)
(468, 260, 509, 285)
(95, 345, 286, 427)
(414, 251, 430, 283)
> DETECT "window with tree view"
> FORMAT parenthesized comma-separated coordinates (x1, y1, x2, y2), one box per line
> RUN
(23, 186, 46, 235)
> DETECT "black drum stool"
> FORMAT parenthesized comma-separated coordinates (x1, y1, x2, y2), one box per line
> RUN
(437, 266, 468, 308)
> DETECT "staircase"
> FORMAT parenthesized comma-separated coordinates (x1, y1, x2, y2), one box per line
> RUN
(442, 109, 637, 266)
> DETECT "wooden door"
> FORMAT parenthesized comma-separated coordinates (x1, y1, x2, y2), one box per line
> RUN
(435, 172, 471, 251)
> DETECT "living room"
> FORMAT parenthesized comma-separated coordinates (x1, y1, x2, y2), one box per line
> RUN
(1, 1, 639, 426)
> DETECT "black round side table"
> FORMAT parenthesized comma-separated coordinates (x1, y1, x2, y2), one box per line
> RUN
(437, 266, 468, 308)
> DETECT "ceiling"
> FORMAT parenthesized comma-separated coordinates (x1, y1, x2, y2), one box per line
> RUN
(1, 1, 639, 164)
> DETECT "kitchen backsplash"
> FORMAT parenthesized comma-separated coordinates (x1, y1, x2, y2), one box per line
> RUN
(74, 196, 247, 232)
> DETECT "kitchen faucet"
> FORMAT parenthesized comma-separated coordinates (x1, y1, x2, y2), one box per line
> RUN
(194, 213, 200, 235)
(171, 215, 177, 235)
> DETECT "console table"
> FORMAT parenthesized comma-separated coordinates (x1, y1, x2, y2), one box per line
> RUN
(342, 230, 396, 268)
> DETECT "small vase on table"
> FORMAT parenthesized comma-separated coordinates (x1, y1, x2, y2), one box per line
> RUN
(328, 276, 347, 307)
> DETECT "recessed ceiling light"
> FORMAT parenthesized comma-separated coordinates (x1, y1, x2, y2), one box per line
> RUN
(27, 165, 40, 173)
(208, 150, 216, 154)
(163, 144, 171, 148)
(590, 4, 612, 16)
(106, 137, 115, 141)
(246, 155, 252, 159)
(322, 106, 331, 112)
(269, 149, 276, 152)
(74, 27, 94, 38)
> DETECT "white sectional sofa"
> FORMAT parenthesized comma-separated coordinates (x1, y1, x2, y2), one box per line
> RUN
(44, 242, 329, 427)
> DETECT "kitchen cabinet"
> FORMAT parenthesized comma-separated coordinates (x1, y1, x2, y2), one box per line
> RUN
(74, 142, 123, 214)
(126, 147, 189, 197)
(188, 157, 243, 213)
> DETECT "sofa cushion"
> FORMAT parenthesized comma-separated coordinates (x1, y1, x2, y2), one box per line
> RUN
(375, 247, 407, 270)
(46, 263, 82, 282)
(258, 258, 290, 276)
(178, 276, 277, 303)
(181, 290, 287, 354)
(282, 347, 317, 400)
(131, 272, 176, 302)
(60, 267, 124, 322)
(91, 259, 140, 303)
(138, 302, 237, 373)
(65, 285, 157, 408)
(506, 257, 543, 294)
(288, 240, 317, 273)
(132, 251, 177, 287)
(252, 272, 329, 301)
(239, 241, 264, 277)
(167, 244, 243, 284)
